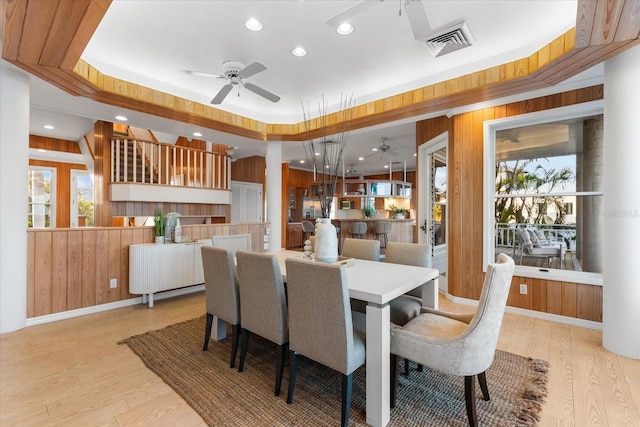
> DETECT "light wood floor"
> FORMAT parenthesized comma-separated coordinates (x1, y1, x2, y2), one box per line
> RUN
(1, 293, 638, 426)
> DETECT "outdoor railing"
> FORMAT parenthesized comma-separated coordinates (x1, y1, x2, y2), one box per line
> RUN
(110, 139, 230, 190)
(495, 222, 576, 250)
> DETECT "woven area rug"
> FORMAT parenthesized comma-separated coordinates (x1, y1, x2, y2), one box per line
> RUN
(120, 316, 548, 426)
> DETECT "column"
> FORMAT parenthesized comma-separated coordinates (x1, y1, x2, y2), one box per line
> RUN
(602, 44, 640, 359)
(265, 141, 282, 251)
(0, 67, 29, 333)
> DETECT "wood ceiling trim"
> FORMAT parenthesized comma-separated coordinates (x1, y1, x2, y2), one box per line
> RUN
(3, 0, 638, 142)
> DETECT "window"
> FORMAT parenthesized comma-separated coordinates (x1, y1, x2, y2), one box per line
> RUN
(484, 101, 604, 285)
(28, 167, 55, 228)
(71, 170, 94, 227)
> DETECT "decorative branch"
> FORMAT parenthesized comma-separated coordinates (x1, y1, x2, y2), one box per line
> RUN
(301, 94, 355, 218)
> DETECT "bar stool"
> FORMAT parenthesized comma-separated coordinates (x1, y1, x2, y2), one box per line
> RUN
(348, 222, 367, 239)
(301, 220, 315, 242)
(373, 221, 391, 248)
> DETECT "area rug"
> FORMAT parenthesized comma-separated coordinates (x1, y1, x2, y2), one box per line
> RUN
(119, 316, 548, 426)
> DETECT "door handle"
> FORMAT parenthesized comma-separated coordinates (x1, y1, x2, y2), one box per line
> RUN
(419, 219, 427, 233)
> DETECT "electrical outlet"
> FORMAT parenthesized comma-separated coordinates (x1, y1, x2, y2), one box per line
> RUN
(263, 242, 269, 250)
(519, 283, 527, 295)
(110, 278, 117, 289)
(263, 235, 269, 242)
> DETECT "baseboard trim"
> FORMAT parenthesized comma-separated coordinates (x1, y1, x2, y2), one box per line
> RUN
(445, 292, 603, 330)
(25, 285, 205, 327)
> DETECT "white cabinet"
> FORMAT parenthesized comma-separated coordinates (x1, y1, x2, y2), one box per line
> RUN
(129, 240, 211, 307)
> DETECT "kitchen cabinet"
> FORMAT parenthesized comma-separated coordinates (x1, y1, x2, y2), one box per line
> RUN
(287, 222, 303, 249)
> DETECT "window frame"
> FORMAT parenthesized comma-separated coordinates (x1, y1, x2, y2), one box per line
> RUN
(28, 165, 56, 228)
(483, 100, 604, 286)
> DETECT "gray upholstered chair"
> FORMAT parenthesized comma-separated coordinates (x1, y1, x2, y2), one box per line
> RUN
(385, 242, 430, 375)
(373, 221, 391, 248)
(342, 238, 380, 314)
(347, 221, 367, 239)
(201, 246, 241, 368)
(341, 237, 380, 261)
(390, 254, 515, 427)
(285, 257, 366, 427)
(301, 220, 316, 242)
(211, 233, 252, 257)
(235, 251, 289, 396)
(515, 228, 564, 268)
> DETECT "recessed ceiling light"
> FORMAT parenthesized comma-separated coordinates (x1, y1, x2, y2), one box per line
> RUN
(413, 153, 417, 156)
(245, 18, 262, 31)
(358, 157, 364, 161)
(43, 125, 54, 130)
(314, 152, 320, 156)
(336, 22, 353, 35)
(193, 132, 202, 137)
(372, 148, 378, 152)
(384, 165, 389, 169)
(299, 160, 305, 164)
(37, 149, 47, 153)
(115, 115, 128, 121)
(291, 47, 307, 57)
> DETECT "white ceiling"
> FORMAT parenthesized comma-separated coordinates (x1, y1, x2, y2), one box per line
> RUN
(15, 0, 601, 176)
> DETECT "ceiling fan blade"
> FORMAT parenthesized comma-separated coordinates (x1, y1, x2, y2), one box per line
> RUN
(243, 82, 281, 103)
(405, 0, 432, 41)
(326, 0, 383, 27)
(180, 69, 224, 78)
(388, 149, 401, 157)
(238, 61, 267, 78)
(211, 84, 233, 105)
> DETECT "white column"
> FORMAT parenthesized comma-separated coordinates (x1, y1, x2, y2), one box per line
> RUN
(602, 44, 640, 360)
(0, 67, 29, 333)
(265, 141, 282, 251)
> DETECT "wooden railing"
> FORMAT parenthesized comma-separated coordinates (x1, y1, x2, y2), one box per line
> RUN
(110, 139, 230, 190)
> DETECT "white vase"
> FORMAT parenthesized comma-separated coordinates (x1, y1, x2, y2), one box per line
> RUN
(395, 213, 405, 220)
(314, 218, 338, 263)
(155, 235, 164, 244)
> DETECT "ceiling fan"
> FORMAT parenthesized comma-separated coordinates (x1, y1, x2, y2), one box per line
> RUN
(181, 60, 280, 105)
(366, 138, 405, 158)
(326, 0, 431, 41)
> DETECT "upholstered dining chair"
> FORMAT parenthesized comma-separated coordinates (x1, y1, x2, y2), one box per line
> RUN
(373, 221, 391, 248)
(347, 221, 367, 239)
(389, 254, 515, 427)
(341, 238, 380, 314)
(341, 237, 380, 261)
(235, 251, 289, 396)
(201, 246, 241, 368)
(384, 241, 430, 376)
(285, 257, 366, 427)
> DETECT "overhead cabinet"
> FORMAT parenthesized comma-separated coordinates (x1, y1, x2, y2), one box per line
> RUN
(310, 179, 412, 199)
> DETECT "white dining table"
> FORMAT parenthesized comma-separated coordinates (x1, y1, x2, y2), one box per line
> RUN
(210, 250, 439, 427)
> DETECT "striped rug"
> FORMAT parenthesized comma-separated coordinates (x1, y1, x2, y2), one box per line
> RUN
(120, 316, 548, 426)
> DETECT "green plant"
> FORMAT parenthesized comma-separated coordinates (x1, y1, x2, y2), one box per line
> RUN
(362, 204, 376, 218)
(153, 208, 165, 236)
(390, 204, 406, 214)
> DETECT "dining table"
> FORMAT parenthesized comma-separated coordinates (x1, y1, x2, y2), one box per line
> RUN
(209, 249, 439, 427)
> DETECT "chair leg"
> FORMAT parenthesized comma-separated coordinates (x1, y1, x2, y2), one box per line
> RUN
(390, 354, 399, 409)
(477, 371, 490, 401)
(275, 343, 286, 396)
(404, 358, 410, 376)
(230, 323, 241, 369)
(464, 375, 478, 427)
(203, 313, 213, 351)
(287, 351, 300, 404)
(417, 364, 423, 372)
(238, 328, 250, 372)
(341, 373, 353, 427)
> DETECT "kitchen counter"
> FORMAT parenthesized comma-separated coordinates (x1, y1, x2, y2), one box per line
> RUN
(331, 218, 414, 246)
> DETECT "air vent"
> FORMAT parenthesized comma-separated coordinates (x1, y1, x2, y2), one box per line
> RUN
(422, 21, 474, 57)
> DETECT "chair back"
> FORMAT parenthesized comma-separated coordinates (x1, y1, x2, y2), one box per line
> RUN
(348, 222, 367, 235)
(236, 251, 288, 345)
(301, 220, 316, 233)
(458, 253, 515, 373)
(374, 222, 391, 234)
(342, 238, 380, 261)
(285, 257, 365, 375)
(385, 242, 429, 298)
(212, 233, 252, 257)
(201, 246, 240, 324)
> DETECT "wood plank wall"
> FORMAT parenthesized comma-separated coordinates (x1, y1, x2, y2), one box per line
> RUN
(110, 201, 229, 220)
(417, 86, 604, 322)
(26, 223, 268, 318)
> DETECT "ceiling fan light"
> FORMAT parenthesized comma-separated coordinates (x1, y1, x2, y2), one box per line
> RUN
(244, 18, 262, 31)
(336, 22, 353, 35)
(291, 47, 307, 57)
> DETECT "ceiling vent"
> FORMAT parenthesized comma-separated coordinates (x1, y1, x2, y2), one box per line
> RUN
(422, 21, 475, 57)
